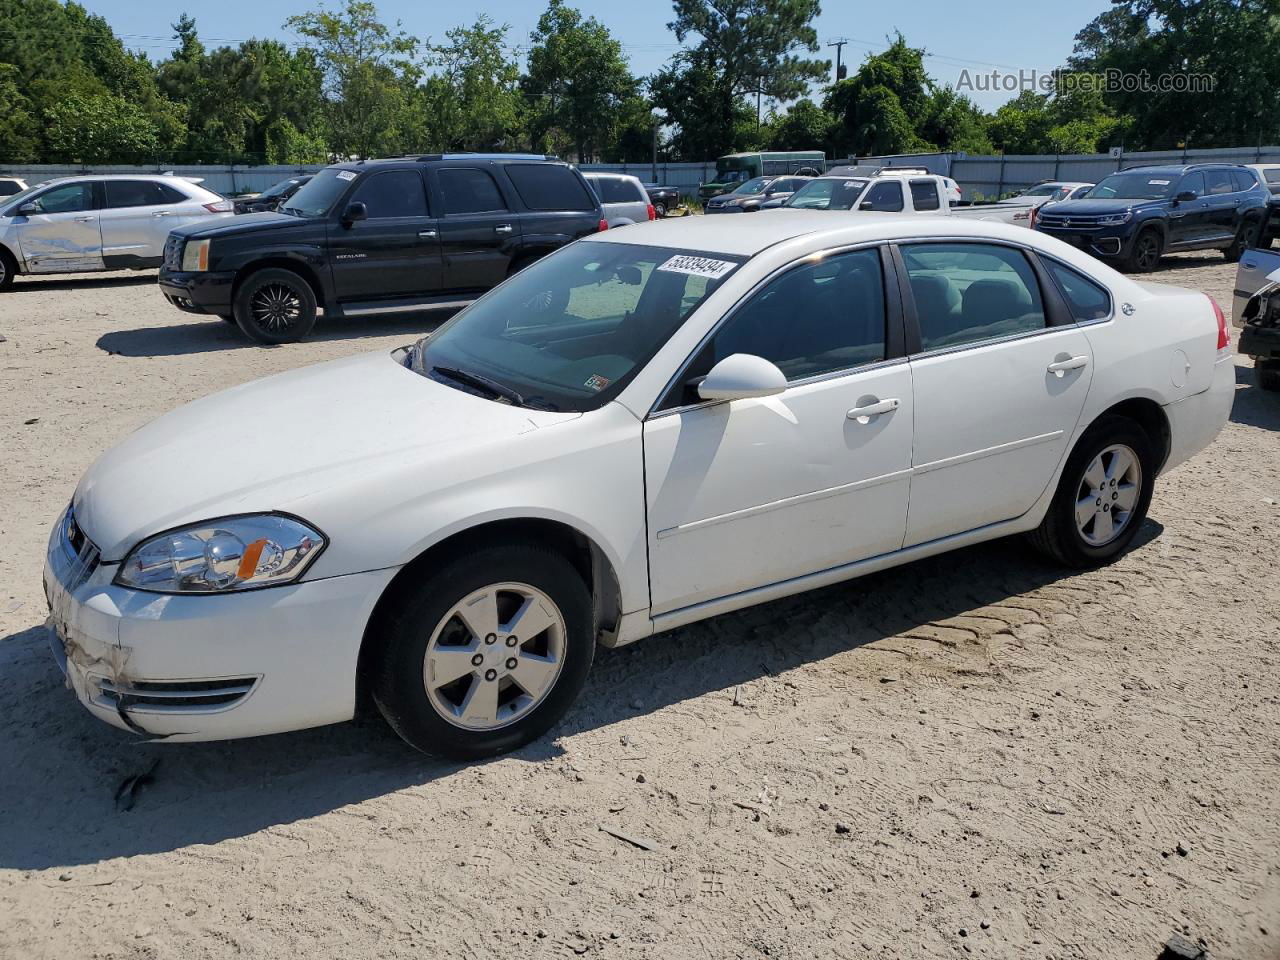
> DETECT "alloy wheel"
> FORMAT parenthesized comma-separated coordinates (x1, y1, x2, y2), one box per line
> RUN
(1135, 235, 1160, 271)
(1075, 443, 1142, 546)
(249, 282, 303, 333)
(423, 582, 566, 731)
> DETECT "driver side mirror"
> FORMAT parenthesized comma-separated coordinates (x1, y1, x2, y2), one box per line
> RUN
(16, 202, 38, 216)
(858, 200, 874, 210)
(1175, 190, 1198, 203)
(341, 201, 367, 225)
(694, 353, 787, 402)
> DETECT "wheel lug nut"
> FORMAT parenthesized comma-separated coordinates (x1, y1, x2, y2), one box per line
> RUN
(471, 653, 484, 666)
(484, 633, 497, 645)
(1096, 498, 1102, 506)
(484, 669, 497, 681)
(506, 635, 518, 647)
(1112, 492, 1118, 500)
(506, 657, 517, 670)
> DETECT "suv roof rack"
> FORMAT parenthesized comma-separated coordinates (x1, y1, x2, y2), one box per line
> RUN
(411, 153, 559, 162)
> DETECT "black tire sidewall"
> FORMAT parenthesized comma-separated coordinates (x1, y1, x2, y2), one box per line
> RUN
(371, 544, 594, 759)
(1046, 416, 1156, 566)
(654, 201, 667, 218)
(0, 248, 15, 291)
(1127, 229, 1162, 273)
(233, 268, 317, 344)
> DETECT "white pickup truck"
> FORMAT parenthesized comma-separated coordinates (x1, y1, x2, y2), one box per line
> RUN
(766, 172, 1087, 228)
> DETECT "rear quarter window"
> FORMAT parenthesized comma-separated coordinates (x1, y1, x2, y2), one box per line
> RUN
(1045, 260, 1112, 322)
(506, 164, 596, 211)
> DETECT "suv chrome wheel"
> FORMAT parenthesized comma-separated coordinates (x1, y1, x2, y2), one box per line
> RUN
(1076, 443, 1141, 546)
(423, 582, 566, 731)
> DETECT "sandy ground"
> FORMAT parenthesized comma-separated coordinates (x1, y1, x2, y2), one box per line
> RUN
(0, 253, 1277, 960)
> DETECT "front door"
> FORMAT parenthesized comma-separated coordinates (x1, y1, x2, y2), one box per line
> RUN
(644, 246, 914, 614)
(328, 168, 443, 304)
(1168, 172, 1210, 245)
(431, 166, 520, 295)
(15, 180, 102, 273)
(897, 241, 1093, 547)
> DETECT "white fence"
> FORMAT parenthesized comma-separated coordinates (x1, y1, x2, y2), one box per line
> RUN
(0, 161, 719, 197)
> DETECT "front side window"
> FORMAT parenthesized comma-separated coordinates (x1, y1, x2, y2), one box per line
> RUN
(910, 180, 940, 211)
(1179, 172, 1205, 197)
(902, 243, 1046, 351)
(682, 247, 886, 391)
(1203, 170, 1234, 195)
(1045, 260, 1111, 322)
(30, 182, 95, 214)
(439, 168, 507, 215)
(413, 242, 739, 412)
(861, 181, 904, 212)
(350, 170, 428, 218)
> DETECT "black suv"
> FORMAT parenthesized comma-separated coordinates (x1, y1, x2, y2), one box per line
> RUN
(1034, 163, 1270, 272)
(159, 154, 605, 342)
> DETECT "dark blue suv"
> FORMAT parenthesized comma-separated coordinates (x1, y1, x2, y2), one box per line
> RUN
(1034, 163, 1270, 272)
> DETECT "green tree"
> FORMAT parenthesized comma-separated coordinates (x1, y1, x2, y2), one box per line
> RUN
(45, 92, 161, 162)
(523, 0, 639, 161)
(285, 0, 419, 159)
(0, 64, 41, 162)
(920, 86, 994, 155)
(665, 0, 828, 158)
(650, 52, 757, 160)
(824, 35, 935, 156)
(419, 18, 524, 152)
(766, 99, 834, 151)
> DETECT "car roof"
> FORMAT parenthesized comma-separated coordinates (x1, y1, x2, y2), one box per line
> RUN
(332, 154, 561, 171)
(582, 210, 1051, 257)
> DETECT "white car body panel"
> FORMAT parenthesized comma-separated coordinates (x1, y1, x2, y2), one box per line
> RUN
(45, 212, 1234, 742)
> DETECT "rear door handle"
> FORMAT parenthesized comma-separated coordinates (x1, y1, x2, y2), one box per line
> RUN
(494, 224, 513, 235)
(1047, 355, 1089, 377)
(418, 229, 438, 239)
(846, 398, 900, 422)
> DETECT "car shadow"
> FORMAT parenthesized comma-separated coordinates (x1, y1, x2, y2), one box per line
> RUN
(95, 310, 462, 358)
(1231, 359, 1280, 430)
(0, 523, 1164, 871)
(10, 273, 158, 292)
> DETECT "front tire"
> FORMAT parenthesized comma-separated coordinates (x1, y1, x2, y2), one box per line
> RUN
(1258, 360, 1280, 392)
(233, 268, 317, 344)
(1028, 415, 1156, 568)
(1123, 228, 1163, 273)
(0, 247, 16, 291)
(370, 542, 594, 759)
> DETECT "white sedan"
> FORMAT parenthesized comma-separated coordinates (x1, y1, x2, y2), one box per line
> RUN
(45, 214, 1235, 757)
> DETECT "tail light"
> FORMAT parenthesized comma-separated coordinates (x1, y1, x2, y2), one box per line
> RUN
(203, 200, 233, 213)
(1208, 295, 1230, 349)
(646, 204, 656, 221)
(597, 218, 609, 232)
(1029, 205, 1038, 229)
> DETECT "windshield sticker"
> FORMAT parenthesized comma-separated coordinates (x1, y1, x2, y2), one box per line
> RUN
(1148, 179, 1171, 185)
(584, 374, 611, 391)
(656, 255, 737, 279)
(336, 170, 357, 182)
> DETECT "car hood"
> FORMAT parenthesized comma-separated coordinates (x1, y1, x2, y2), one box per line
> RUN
(1040, 198, 1161, 216)
(170, 210, 307, 240)
(73, 351, 581, 561)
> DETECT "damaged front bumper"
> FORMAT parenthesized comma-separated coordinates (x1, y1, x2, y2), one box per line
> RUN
(43, 505, 398, 742)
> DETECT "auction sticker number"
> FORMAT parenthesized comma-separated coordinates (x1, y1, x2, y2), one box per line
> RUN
(656, 255, 737, 279)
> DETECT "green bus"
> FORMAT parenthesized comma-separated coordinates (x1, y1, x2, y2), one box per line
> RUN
(699, 151, 827, 199)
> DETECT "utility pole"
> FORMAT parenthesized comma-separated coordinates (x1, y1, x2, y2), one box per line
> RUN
(828, 38, 848, 83)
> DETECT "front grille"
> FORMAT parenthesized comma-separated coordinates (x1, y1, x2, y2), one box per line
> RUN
(163, 234, 184, 271)
(89, 675, 259, 713)
(60, 507, 100, 589)
(1038, 213, 1106, 229)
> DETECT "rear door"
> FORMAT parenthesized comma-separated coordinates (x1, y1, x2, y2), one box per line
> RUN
(328, 168, 444, 304)
(431, 165, 521, 294)
(99, 179, 190, 265)
(14, 180, 103, 272)
(1201, 170, 1239, 242)
(503, 163, 601, 250)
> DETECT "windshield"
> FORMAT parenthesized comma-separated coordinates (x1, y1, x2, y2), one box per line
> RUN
(1085, 173, 1178, 201)
(715, 168, 749, 185)
(261, 177, 306, 199)
(412, 242, 742, 412)
(282, 168, 354, 217)
(732, 177, 770, 196)
(783, 178, 867, 210)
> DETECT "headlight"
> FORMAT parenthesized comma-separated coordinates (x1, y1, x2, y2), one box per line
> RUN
(115, 514, 326, 594)
(180, 238, 211, 271)
(1097, 212, 1133, 225)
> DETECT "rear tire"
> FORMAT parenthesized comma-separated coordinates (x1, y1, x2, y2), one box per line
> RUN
(653, 200, 668, 218)
(0, 247, 16, 291)
(1224, 218, 1260, 263)
(1123, 228, 1163, 273)
(233, 268, 317, 344)
(1027, 415, 1156, 568)
(369, 542, 594, 759)
(1258, 360, 1280, 392)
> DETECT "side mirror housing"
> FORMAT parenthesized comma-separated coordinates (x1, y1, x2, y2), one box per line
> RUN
(16, 202, 38, 216)
(342, 201, 368, 225)
(696, 353, 787, 402)
(858, 200, 874, 211)
(1175, 190, 1198, 203)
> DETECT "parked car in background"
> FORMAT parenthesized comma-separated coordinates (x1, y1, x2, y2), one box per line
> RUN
(828, 167, 963, 205)
(46, 213, 1234, 757)
(1035, 164, 1270, 272)
(704, 175, 811, 213)
(158, 154, 606, 343)
(698, 150, 826, 199)
(584, 172, 655, 227)
(765, 172, 1038, 225)
(233, 175, 313, 214)
(0, 177, 28, 197)
(1246, 163, 1280, 196)
(643, 183, 680, 218)
(1231, 204, 1280, 390)
(1013, 181, 1095, 203)
(0, 175, 233, 291)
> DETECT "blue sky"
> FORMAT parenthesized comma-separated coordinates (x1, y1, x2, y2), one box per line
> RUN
(82, 0, 1115, 112)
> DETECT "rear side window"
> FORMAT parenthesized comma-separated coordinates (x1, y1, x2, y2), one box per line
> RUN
(350, 170, 428, 218)
(1231, 169, 1258, 192)
(861, 181, 904, 212)
(105, 180, 185, 208)
(1045, 260, 1112, 322)
(909, 179, 940, 211)
(1265, 168, 1280, 185)
(438, 168, 507, 215)
(505, 164, 596, 211)
(902, 243, 1046, 351)
(595, 178, 642, 204)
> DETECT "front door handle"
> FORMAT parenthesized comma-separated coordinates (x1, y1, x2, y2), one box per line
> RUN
(494, 224, 514, 235)
(846, 397, 900, 422)
(73, 216, 94, 223)
(1047, 355, 1089, 377)
(418, 229, 438, 239)
(151, 211, 174, 217)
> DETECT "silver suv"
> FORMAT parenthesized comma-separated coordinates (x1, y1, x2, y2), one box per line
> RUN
(584, 173, 654, 227)
(0, 175, 233, 290)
